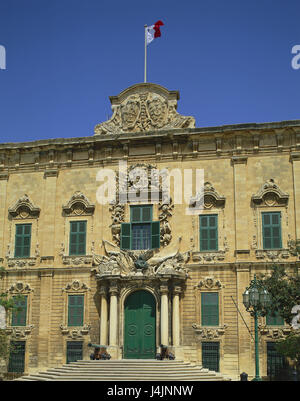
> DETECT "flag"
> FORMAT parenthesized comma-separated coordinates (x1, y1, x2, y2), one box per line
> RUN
(146, 21, 164, 45)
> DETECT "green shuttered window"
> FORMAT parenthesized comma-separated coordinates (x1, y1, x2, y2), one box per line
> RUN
(68, 295, 84, 326)
(262, 212, 282, 250)
(69, 221, 87, 256)
(201, 292, 219, 326)
(11, 296, 27, 327)
(15, 224, 31, 258)
(266, 311, 284, 326)
(121, 205, 160, 250)
(200, 215, 218, 251)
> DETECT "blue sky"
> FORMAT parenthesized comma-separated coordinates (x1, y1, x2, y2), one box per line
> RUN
(0, 0, 299, 143)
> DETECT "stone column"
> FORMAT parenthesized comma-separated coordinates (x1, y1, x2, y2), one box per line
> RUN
(160, 282, 169, 346)
(0, 173, 8, 259)
(109, 283, 119, 348)
(99, 286, 108, 345)
(172, 286, 182, 347)
(236, 264, 252, 376)
(291, 152, 300, 242)
(37, 270, 53, 369)
(232, 156, 250, 260)
(41, 170, 58, 257)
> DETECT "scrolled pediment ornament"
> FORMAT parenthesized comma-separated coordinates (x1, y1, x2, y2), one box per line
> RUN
(8, 194, 40, 219)
(189, 182, 225, 210)
(62, 279, 90, 293)
(94, 83, 195, 135)
(252, 179, 289, 207)
(62, 191, 95, 216)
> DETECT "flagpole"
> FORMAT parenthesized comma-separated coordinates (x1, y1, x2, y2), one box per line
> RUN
(144, 24, 147, 83)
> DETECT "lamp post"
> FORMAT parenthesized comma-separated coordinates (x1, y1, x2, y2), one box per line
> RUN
(242, 274, 271, 381)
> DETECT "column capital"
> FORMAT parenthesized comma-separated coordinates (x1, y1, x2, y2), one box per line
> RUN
(109, 285, 119, 297)
(159, 284, 169, 295)
(98, 285, 108, 297)
(290, 152, 300, 162)
(231, 155, 248, 165)
(172, 285, 183, 296)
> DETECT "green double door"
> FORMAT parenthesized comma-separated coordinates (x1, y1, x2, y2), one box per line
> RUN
(124, 290, 156, 359)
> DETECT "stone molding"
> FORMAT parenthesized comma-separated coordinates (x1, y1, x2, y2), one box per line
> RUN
(251, 178, 289, 207)
(8, 194, 40, 219)
(62, 191, 95, 217)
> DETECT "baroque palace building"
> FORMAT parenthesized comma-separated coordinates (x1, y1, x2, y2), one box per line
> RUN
(0, 83, 300, 380)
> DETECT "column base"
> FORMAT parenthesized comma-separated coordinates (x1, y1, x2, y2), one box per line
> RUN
(107, 346, 121, 359)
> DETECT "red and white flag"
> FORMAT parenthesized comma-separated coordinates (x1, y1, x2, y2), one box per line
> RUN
(146, 20, 164, 45)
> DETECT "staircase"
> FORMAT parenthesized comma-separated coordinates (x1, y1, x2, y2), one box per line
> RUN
(14, 359, 231, 381)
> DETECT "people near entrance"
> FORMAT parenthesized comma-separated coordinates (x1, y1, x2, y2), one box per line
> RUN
(88, 343, 111, 360)
(156, 345, 175, 360)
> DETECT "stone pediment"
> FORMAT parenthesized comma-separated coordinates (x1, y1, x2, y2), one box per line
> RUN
(94, 83, 195, 135)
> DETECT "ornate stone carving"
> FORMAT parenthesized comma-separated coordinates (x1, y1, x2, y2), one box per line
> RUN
(252, 178, 289, 206)
(63, 279, 90, 293)
(189, 182, 225, 210)
(8, 194, 40, 219)
(196, 277, 222, 289)
(255, 249, 291, 261)
(192, 324, 227, 339)
(93, 239, 190, 279)
(62, 255, 93, 266)
(94, 83, 195, 135)
(5, 325, 34, 339)
(192, 251, 226, 263)
(59, 323, 91, 338)
(110, 163, 172, 248)
(6, 257, 37, 268)
(258, 325, 291, 339)
(8, 281, 34, 294)
(62, 191, 95, 216)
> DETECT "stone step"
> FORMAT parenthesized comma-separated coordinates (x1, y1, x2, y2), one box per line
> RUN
(14, 359, 231, 381)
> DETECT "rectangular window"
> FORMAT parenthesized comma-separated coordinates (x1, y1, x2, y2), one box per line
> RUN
(66, 341, 83, 364)
(120, 205, 160, 250)
(201, 292, 219, 326)
(8, 341, 26, 373)
(69, 221, 87, 256)
(262, 212, 282, 250)
(68, 295, 84, 326)
(11, 296, 27, 327)
(202, 342, 219, 372)
(14, 224, 31, 258)
(200, 215, 218, 251)
(266, 311, 284, 326)
(267, 342, 288, 379)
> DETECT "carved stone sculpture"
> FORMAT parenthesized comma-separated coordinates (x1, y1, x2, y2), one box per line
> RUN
(94, 83, 195, 135)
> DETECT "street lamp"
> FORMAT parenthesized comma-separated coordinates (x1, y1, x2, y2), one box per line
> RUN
(242, 274, 271, 381)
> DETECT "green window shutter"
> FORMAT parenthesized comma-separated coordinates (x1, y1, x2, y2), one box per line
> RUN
(121, 223, 131, 250)
(200, 215, 218, 251)
(201, 292, 219, 326)
(262, 212, 282, 250)
(130, 205, 153, 223)
(68, 295, 84, 326)
(69, 221, 86, 255)
(15, 224, 31, 258)
(266, 311, 284, 326)
(151, 221, 160, 249)
(11, 296, 27, 327)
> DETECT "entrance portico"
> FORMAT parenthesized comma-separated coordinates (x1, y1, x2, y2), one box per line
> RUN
(96, 272, 186, 360)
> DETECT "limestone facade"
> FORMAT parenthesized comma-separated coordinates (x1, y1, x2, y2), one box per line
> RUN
(0, 83, 299, 379)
